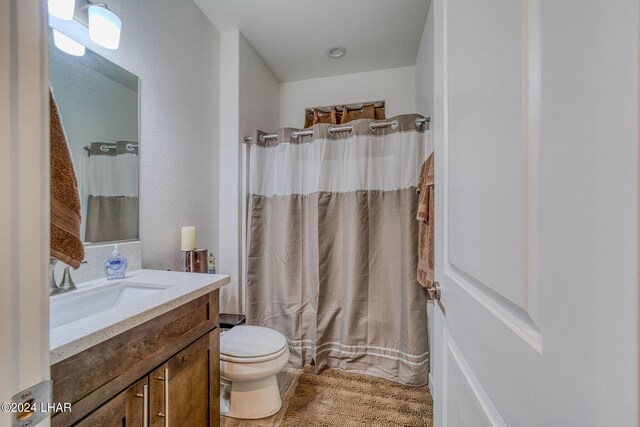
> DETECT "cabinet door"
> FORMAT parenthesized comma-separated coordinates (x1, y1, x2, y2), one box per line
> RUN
(150, 329, 220, 427)
(74, 377, 148, 427)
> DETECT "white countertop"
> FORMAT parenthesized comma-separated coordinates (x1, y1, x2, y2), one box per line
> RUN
(50, 269, 230, 364)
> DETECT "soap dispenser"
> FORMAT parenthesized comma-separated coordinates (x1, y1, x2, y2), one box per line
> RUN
(104, 244, 128, 280)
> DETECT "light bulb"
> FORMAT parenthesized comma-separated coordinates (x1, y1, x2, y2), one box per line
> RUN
(52, 29, 85, 56)
(48, 0, 75, 20)
(88, 5, 121, 50)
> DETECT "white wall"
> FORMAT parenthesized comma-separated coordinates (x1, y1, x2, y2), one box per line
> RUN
(239, 35, 279, 140)
(415, 1, 434, 119)
(219, 31, 279, 314)
(238, 34, 279, 312)
(50, 0, 221, 271)
(279, 66, 416, 129)
(218, 31, 241, 314)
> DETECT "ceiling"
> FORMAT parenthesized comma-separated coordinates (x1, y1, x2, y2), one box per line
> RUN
(194, 0, 430, 83)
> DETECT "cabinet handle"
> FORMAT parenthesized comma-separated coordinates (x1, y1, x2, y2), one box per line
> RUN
(157, 368, 169, 427)
(134, 384, 149, 427)
(143, 384, 149, 427)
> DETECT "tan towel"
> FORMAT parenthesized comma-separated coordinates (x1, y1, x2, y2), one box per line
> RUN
(417, 153, 434, 289)
(50, 89, 84, 269)
(339, 104, 376, 124)
(305, 107, 338, 128)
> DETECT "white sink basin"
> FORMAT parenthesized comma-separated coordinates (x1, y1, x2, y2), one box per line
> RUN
(50, 281, 170, 329)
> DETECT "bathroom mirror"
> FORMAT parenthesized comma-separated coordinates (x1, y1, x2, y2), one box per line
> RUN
(49, 33, 140, 244)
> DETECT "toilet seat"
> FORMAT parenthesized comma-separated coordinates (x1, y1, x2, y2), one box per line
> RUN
(220, 325, 288, 363)
(221, 344, 288, 364)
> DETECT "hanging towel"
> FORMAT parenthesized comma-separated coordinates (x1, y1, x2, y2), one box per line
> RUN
(339, 104, 376, 124)
(417, 152, 434, 290)
(50, 89, 84, 269)
(304, 107, 338, 128)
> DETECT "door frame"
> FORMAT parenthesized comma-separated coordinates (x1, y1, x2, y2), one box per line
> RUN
(0, 0, 50, 425)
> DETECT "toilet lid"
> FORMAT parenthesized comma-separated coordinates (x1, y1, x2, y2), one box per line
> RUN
(220, 325, 287, 358)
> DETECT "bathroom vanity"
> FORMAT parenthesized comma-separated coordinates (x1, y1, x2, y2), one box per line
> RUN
(49, 270, 230, 427)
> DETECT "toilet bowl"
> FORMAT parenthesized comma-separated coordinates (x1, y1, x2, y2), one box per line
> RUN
(220, 325, 290, 419)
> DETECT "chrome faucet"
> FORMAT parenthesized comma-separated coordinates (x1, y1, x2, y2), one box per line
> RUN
(50, 258, 78, 296)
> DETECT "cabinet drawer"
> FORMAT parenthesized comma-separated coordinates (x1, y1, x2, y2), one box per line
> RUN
(53, 289, 219, 427)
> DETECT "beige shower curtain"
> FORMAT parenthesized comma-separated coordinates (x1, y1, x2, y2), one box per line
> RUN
(246, 114, 432, 386)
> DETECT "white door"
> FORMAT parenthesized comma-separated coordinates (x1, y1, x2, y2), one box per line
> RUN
(1, 0, 51, 426)
(430, 0, 638, 426)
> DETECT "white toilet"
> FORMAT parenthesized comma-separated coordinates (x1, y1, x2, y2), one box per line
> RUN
(220, 325, 290, 419)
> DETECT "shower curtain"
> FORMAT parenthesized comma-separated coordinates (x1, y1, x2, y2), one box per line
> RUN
(246, 114, 432, 386)
(84, 140, 139, 243)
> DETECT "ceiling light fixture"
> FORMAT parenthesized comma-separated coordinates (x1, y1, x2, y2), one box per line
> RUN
(52, 29, 86, 56)
(326, 45, 347, 59)
(48, 0, 76, 20)
(88, 3, 122, 50)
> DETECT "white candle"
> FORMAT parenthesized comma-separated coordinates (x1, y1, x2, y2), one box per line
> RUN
(181, 226, 196, 251)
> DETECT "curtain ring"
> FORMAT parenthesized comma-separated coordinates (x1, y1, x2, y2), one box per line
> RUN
(259, 134, 266, 143)
(369, 120, 398, 132)
(328, 128, 335, 136)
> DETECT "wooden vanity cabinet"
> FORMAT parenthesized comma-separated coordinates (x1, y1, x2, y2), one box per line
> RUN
(73, 330, 220, 427)
(52, 289, 220, 427)
(149, 329, 220, 427)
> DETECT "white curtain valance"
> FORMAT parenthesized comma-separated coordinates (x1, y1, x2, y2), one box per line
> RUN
(88, 147, 138, 197)
(250, 130, 432, 197)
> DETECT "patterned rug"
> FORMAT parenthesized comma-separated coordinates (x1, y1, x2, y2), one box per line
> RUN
(281, 365, 433, 427)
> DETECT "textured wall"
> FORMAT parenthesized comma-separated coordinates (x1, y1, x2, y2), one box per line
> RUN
(218, 30, 241, 313)
(415, 1, 434, 119)
(50, 0, 221, 271)
(237, 34, 279, 312)
(278, 66, 416, 129)
(218, 31, 279, 314)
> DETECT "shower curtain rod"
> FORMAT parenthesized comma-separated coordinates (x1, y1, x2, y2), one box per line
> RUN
(83, 143, 139, 155)
(243, 116, 430, 143)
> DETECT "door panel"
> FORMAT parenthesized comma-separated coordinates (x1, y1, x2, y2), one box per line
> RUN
(433, 294, 512, 427)
(446, 339, 502, 427)
(431, 0, 638, 426)
(448, 0, 528, 311)
(150, 330, 219, 427)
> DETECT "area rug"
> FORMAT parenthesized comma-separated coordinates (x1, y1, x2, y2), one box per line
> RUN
(281, 365, 433, 427)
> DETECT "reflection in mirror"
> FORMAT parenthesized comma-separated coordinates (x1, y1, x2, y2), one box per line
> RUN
(49, 32, 140, 244)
